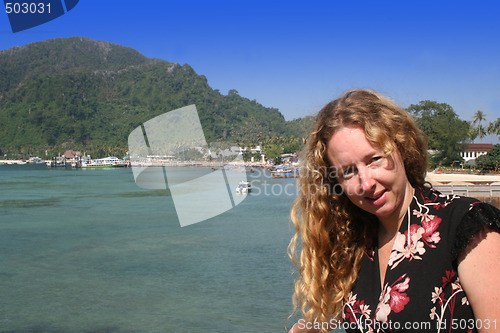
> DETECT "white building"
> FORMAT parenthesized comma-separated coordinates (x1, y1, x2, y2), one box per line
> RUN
(460, 143, 493, 163)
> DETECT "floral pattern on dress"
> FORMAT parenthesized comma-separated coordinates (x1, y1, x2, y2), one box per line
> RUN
(345, 292, 372, 322)
(375, 274, 411, 323)
(344, 292, 375, 333)
(388, 196, 445, 269)
(429, 270, 471, 333)
(344, 275, 411, 333)
(343, 187, 484, 333)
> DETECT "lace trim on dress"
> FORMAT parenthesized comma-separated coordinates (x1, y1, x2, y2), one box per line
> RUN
(452, 202, 500, 263)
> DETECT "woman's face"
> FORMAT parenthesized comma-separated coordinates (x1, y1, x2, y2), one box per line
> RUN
(326, 126, 413, 224)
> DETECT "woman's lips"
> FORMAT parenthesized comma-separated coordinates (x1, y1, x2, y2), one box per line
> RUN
(365, 190, 387, 205)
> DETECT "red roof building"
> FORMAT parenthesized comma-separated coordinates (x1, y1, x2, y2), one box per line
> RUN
(460, 143, 493, 162)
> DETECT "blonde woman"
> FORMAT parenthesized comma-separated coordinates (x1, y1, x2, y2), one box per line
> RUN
(289, 89, 500, 332)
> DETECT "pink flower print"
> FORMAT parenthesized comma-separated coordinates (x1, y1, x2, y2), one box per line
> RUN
(388, 229, 426, 269)
(359, 303, 372, 319)
(376, 274, 410, 322)
(420, 214, 442, 247)
(451, 277, 462, 292)
(430, 270, 467, 331)
(375, 289, 391, 323)
(430, 306, 437, 320)
(345, 292, 357, 307)
(389, 275, 410, 313)
(431, 286, 444, 306)
(344, 292, 373, 323)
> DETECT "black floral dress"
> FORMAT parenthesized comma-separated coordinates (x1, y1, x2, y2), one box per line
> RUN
(342, 186, 500, 333)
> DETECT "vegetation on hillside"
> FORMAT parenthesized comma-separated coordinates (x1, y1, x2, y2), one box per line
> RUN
(0, 37, 311, 159)
(1, 37, 497, 167)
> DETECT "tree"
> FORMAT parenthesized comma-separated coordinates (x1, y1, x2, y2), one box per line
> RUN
(487, 118, 500, 139)
(263, 143, 283, 164)
(407, 101, 469, 166)
(472, 110, 487, 142)
(476, 144, 500, 170)
(468, 124, 479, 143)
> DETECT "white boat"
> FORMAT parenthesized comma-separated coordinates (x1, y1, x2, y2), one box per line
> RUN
(270, 166, 298, 178)
(46, 156, 66, 167)
(81, 156, 128, 168)
(235, 181, 252, 194)
(28, 157, 44, 164)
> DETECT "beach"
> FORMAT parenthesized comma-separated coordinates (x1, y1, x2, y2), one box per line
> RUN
(426, 171, 500, 185)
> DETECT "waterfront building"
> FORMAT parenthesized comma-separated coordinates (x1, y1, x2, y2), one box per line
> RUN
(460, 143, 493, 163)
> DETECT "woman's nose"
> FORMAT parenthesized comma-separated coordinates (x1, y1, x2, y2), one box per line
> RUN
(359, 168, 376, 193)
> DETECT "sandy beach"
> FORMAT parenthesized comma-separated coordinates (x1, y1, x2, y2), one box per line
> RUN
(426, 171, 500, 185)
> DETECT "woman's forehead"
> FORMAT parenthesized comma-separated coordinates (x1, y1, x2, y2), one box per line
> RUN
(326, 127, 384, 165)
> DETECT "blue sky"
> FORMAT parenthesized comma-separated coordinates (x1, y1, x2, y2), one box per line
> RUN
(1, 0, 499, 124)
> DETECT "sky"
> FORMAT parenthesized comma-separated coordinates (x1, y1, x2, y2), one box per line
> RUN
(1, 0, 499, 124)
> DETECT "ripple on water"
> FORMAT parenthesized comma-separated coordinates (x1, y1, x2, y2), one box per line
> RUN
(0, 197, 61, 209)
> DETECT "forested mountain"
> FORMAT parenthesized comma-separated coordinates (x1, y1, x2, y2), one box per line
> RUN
(0, 37, 312, 158)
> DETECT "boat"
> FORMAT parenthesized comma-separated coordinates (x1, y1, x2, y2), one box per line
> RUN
(81, 156, 128, 168)
(28, 157, 44, 164)
(46, 156, 67, 167)
(270, 166, 298, 178)
(235, 181, 252, 194)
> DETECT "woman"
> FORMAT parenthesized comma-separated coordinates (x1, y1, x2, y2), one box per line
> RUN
(288, 89, 500, 332)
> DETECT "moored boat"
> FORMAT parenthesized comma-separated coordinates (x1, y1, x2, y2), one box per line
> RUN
(235, 181, 252, 194)
(81, 156, 128, 168)
(270, 166, 298, 178)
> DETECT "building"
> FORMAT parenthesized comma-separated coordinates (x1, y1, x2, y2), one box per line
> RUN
(460, 143, 493, 163)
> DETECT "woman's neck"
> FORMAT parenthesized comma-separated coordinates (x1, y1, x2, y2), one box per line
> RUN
(378, 184, 415, 242)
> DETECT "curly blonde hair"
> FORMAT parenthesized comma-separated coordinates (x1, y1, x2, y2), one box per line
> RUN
(288, 89, 428, 330)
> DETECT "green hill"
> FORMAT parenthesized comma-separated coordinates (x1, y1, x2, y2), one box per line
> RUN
(0, 37, 312, 158)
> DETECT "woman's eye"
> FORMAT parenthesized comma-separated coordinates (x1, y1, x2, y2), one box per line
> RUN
(369, 156, 384, 167)
(343, 166, 356, 177)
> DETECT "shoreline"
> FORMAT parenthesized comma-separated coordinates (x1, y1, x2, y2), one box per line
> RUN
(425, 171, 500, 185)
(4, 159, 500, 185)
(3, 159, 500, 184)
(0, 159, 272, 168)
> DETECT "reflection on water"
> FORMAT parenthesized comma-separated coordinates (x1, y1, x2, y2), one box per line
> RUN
(0, 165, 300, 332)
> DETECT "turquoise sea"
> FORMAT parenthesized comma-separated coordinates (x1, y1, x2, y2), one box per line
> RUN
(0, 165, 302, 332)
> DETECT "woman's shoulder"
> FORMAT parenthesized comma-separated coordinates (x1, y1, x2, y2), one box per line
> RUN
(414, 186, 482, 214)
(415, 186, 500, 261)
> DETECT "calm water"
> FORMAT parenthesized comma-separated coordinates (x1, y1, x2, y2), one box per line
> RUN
(0, 165, 302, 332)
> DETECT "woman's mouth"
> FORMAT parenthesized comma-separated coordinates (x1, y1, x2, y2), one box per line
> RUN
(365, 190, 387, 205)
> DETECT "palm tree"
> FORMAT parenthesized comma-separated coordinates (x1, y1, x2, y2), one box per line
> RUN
(468, 124, 479, 143)
(473, 110, 487, 142)
(488, 118, 500, 139)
